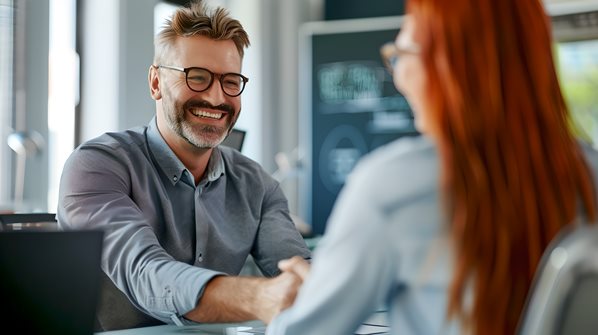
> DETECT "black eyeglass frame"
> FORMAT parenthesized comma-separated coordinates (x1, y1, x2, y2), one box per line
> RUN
(155, 65, 249, 97)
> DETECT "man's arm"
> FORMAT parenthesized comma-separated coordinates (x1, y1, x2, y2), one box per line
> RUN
(58, 143, 223, 324)
(250, 180, 312, 276)
(184, 272, 303, 324)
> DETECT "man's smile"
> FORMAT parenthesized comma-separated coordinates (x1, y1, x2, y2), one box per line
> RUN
(189, 108, 226, 120)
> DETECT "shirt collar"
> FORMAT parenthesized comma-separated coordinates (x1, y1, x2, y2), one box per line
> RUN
(146, 116, 225, 186)
(205, 147, 225, 183)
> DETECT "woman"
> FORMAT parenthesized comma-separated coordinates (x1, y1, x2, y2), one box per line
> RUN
(266, 0, 598, 334)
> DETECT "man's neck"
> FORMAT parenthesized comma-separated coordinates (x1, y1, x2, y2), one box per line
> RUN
(155, 114, 214, 185)
(160, 132, 213, 185)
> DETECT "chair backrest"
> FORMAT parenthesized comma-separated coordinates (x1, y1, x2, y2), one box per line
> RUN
(0, 212, 57, 231)
(517, 223, 598, 335)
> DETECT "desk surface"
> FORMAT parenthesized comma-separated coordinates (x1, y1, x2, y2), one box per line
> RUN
(96, 320, 266, 335)
(96, 311, 389, 335)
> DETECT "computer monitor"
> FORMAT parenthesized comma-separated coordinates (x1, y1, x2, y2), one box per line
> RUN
(299, 15, 417, 235)
(221, 128, 246, 152)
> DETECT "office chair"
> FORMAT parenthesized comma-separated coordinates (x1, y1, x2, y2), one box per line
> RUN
(517, 223, 598, 335)
(95, 271, 165, 331)
(0, 212, 58, 231)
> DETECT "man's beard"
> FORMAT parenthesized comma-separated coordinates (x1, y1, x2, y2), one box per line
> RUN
(164, 96, 238, 149)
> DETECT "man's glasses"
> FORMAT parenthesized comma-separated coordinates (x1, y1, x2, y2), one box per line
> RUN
(379, 42, 421, 74)
(155, 65, 249, 97)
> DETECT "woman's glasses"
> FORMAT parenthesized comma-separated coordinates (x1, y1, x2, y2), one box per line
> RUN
(379, 42, 421, 74)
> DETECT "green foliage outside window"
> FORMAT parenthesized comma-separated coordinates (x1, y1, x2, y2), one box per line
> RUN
(556, 41, 598, 145)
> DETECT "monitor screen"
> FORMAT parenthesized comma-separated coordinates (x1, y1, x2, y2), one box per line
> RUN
(221, 128, 246, 152)
(299, 16, 416, 235)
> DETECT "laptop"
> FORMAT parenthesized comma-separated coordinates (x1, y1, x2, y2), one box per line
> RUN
(0, 230, 104, 335)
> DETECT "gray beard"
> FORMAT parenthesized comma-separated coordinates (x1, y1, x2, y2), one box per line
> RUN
(165, 101, 234, 149)
(178, 121, 229, 149)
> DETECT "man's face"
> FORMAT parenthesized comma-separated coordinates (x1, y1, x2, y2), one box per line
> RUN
(152, 35, 243, 149)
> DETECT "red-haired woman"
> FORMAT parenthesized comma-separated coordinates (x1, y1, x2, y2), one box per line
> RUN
(266, 0, 598, 334)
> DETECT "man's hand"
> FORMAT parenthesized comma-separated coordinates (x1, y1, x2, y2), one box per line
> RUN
(253, 271, 303, 324)
(184, 272, 304, 325)
(278, 256, 311, 280)
(254, 257, 313, 323)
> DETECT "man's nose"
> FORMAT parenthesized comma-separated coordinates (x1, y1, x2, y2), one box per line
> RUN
(201, 78, 227, 105)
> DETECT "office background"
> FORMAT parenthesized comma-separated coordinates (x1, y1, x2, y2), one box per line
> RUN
(1, 0, 597, 234)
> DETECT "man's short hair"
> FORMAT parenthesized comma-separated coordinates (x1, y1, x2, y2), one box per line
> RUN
(154, 0, 250, 65)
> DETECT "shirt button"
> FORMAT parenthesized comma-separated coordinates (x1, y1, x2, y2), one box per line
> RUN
(173, 175, 178, 181)
(198, 253, 203, 262)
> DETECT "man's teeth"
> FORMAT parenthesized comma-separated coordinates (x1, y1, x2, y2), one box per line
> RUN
(191, 109, 223, 119)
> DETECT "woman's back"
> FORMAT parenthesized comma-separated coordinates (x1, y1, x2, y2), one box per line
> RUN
(267, 135, 598, 335)
(267, 0, 598, 334)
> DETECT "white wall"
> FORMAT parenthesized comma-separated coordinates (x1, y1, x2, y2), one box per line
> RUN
(79, 0, 120, 141)
(80, 0, 157, 143)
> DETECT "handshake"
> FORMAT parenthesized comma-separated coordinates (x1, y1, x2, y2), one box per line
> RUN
(255, 256, 312, 324)
(183, 256, 312, 324)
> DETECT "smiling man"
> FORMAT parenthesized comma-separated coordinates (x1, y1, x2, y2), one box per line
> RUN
(57, 0, 310, 331)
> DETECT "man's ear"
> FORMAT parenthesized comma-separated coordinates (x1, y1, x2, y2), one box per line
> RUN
(149, 65, 162, 100)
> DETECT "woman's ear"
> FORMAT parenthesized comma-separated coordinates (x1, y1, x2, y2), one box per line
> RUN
(149, 65, 162, 100)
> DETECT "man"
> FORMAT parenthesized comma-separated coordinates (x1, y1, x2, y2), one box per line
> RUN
(57, 0, 310, 330)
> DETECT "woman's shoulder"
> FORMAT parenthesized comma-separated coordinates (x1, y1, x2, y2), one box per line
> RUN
(342, 135, 439, 210)
(352, 135, 438, 180)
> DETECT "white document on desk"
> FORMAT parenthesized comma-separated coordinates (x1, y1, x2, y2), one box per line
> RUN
(354, 323, 391, 334)
(226, 325, 390, 335)
(225, 326, 266, 334)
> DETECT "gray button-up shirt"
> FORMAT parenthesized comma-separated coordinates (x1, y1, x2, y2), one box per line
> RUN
(57, 117, 311, 324)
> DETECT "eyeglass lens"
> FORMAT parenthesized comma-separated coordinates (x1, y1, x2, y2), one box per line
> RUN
(186, 68, 246, 96)
(380, 43, 398, 74)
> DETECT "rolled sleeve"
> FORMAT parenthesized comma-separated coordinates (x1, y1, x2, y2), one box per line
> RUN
(57, 142, 224, 324)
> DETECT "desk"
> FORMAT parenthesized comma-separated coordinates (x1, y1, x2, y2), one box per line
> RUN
(96, 320, 266, 335)
(96, 311, 389, 335)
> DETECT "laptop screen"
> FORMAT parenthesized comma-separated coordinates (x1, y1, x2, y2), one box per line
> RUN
(0, 230, 104, 335)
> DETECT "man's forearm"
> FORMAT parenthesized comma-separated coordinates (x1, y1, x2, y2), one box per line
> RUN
(184, 273, 302, 324)
(184, 276, 263, 322)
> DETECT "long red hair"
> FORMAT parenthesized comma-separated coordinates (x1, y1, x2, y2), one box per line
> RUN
(406, 0, 597, 333)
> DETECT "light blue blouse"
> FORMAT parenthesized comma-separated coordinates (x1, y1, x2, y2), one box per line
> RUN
(267, 135, 598, 335)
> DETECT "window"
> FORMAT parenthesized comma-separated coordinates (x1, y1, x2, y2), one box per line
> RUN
(0, 0, 78, 212)
(0, 0, 14, 210)
(549, 6, 598, 145)
(47, 0, 77, 211)
(557, 40, 598, 143)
